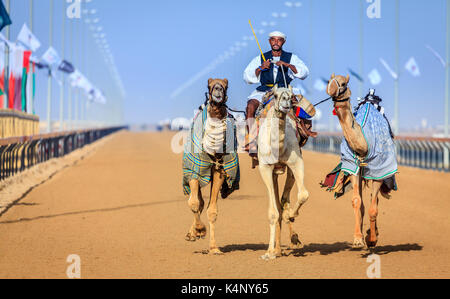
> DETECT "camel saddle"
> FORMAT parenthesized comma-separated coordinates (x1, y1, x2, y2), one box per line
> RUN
(255, 90, 318, 148)
(248, 91, 318, 169)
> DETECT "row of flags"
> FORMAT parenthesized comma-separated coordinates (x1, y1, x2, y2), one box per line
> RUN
(0, 1, 106, 114)
(312, 56, 422, 92)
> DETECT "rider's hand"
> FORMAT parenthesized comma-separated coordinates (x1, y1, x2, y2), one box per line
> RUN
(275, 61, 290, 68)
(261, 60, 271, 70)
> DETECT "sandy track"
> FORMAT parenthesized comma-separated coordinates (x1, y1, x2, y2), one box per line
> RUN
(0, 131, 449, 279)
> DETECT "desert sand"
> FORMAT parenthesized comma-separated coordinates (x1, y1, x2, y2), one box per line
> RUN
(0, 131, 449, 279)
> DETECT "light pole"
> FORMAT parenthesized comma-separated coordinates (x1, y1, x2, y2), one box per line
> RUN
(308, 0, 313, 93)
(446, 0, 449, 137)
(394, 0, 400, 136)
(359, 0, 364, 98)
(3, 0, 10, 109)
(68, 17, 73, 129)
(60, 0, 66, 131)
(330, 0, 336, 132)
(29, 0, 34, 114)
(284, 2, 302, 52)
(47, 0, 54, 132)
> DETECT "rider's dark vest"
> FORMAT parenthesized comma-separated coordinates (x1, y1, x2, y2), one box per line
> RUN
(257, 50, 293, 92)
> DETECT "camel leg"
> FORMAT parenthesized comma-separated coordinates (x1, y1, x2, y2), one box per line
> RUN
(207, 169, 225, 255)
(272, 173, 283, 257)
(281, 168, 302, 249)
(186, 180, 206, 242)
(259, 164, 280, 261)
(351, 175, 365, 249)
(366, 180, 382, 248)
(287, 158, 309, 221)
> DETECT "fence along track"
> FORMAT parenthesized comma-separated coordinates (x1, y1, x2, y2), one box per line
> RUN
(0, 127, 127, 182)
(303, 135, 450, 172)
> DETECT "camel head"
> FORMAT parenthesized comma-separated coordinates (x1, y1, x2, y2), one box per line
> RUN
(272, 84, 294, 115)
(208, 78, 228, 105)
(327, 74, 352, 100)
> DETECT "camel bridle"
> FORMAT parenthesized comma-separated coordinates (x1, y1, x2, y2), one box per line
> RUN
(328, 78, 349, 102)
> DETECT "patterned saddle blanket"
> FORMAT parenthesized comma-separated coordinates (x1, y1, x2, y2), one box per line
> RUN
(182, 105, 240, 198)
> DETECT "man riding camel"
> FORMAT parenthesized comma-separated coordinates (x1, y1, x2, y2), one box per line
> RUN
(243, 31, 310, 160)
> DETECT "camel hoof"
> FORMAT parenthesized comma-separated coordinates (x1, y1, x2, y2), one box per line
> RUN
(289, 234, 303, 249)
(352, 238, 365, 250)
(260, 253, 277, 261)
(365, 230, 378, 249)
(185, 233, 197, 242)
(209, 248, 224, 255)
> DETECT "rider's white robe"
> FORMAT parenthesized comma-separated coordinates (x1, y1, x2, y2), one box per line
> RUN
(243, 54, 310, 102)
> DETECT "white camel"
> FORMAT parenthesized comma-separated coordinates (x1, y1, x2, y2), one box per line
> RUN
(257, 85, 309, 260)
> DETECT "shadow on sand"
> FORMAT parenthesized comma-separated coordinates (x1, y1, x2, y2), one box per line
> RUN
(198, 242, 424, 258)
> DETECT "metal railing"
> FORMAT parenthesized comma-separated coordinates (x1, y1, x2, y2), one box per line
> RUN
(0, 126, 127, 182)
(0, 109, 40, 139)
(304, 135, 450, 172)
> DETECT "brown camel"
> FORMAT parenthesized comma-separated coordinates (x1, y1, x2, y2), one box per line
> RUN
(183, 78, 240, 255)
(326, 74, 397, 249)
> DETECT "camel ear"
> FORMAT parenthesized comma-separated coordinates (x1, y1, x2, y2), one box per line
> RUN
(346, 74, 350, 83)
(273, 84, 278, 93)
(331, 73, 335, 79)
(289, 85, 293, 93)
(208, 78, 214, 86)
(222, 79, 228, 90)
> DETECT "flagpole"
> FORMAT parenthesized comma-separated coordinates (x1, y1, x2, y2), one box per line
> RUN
(68, 17, 73, 130)
(47, 0, 54, 133)
(394, 0, 400, 136)
(359, 0, 364, 98)
(330, 0, 336, 133)
(3, 0, 10, 109)
(60, 0, 66, 131)
(29, 0, 34, 114)
(445, 0, 449, 137)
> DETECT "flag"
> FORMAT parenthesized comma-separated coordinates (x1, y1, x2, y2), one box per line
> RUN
(368, 69, 382, 86)
(17, 23, 41, 52)
(426, 45, 446, 68)
(348, 68, 364, 82)
(58, 60, 75, 74)
(379, 58, 398, 80)
(314, 79, 327, 92)
(405, 57, 420, 77)
(8, 44, 25, 110)
(21, 50, 31, 112)
(0, 39, 5, 106)
(41, 47, 61, 67)
(0, 0, 12, 32)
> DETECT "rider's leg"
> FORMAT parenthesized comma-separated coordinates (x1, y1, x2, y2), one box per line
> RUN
(245, 99, 260, 156)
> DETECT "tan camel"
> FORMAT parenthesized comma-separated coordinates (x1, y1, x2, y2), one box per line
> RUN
(183, 79, 240, 255)
(326, 74, 394, 249)
(257, 85, 309, 260)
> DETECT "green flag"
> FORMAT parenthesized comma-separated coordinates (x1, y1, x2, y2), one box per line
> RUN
(0, 0, 12, 32)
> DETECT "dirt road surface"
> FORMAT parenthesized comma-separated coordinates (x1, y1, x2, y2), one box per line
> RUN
(0, 131, 449, 279)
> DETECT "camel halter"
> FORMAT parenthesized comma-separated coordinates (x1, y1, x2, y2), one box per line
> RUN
(327, 78, 348, 100)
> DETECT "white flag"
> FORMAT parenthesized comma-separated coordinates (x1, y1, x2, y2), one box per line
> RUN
(17, 23, 41, 52)
(379, 58, 398, 80)
(405, 57, 420, 77)
(314, 79, 327, 92)
(41, 47, 61, 67)
(368, 69, 382, 86)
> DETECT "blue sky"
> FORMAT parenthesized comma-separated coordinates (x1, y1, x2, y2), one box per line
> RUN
(7, 0, 449, 131)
